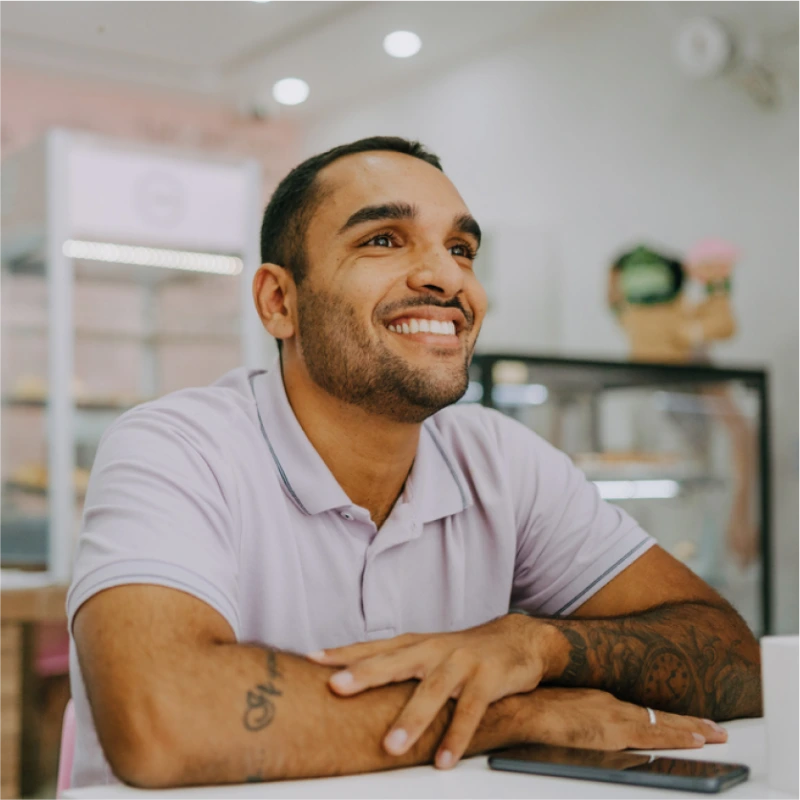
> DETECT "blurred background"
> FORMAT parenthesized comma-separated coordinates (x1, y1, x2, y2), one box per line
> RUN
(0, 1, 797, 797)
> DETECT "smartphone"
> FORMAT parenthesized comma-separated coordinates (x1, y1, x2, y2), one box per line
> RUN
(488, 743, 749, 794)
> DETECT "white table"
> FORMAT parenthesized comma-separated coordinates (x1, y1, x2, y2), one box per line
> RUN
(63, 719, 792, 799)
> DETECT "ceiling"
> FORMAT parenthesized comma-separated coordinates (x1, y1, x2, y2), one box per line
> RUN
(1, 1, 796, 121)
(0, 1, 573, 119)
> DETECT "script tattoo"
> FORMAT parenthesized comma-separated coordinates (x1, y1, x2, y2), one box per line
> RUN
(243, 649, 283, 732)
(551, 601, 762, 720)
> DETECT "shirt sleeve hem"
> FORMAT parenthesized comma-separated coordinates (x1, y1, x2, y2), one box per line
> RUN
(535, 533, 657, 618)
(67, 559, 240, 638)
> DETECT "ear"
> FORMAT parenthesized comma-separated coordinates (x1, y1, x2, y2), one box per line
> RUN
(252, 263, 296, 343)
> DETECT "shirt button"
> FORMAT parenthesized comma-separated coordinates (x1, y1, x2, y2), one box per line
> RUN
(339, 511, 354, 521)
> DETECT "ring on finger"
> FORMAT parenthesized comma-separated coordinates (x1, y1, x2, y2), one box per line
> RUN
(645, 707, 657, 726)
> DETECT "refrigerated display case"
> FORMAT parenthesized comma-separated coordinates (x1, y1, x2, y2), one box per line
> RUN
(464, 354, 771, 635)
(1, 129, 271, 581)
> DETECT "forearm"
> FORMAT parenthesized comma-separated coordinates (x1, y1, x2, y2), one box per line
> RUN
(542, 600, 762, 720)
(124, 643, 528, 788)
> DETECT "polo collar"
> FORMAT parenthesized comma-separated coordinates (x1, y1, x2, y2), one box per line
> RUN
(249, 360, 473, 523)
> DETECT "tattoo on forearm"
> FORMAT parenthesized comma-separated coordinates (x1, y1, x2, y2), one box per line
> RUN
(243, 648, 283, 732)
(245, 747, 267, 783)
(552, 601, 762, 720)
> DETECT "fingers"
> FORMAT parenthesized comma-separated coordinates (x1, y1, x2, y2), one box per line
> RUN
(308, 633, 418, 666)
(328, 649, 424, 696)
(630, 709, 728, 750)
(434, 684, 492, 769)
(383, 661, 466, 757)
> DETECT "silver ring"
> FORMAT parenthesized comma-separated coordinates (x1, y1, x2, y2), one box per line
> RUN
(646, 707, 657, 726)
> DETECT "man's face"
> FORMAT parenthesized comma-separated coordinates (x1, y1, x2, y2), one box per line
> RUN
(292, 150, 487, 424)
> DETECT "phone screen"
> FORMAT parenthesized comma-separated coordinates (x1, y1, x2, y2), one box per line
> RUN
(489, 744, 749, 792)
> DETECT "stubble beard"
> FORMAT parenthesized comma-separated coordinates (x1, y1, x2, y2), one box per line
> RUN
(296, 285, 472, 424)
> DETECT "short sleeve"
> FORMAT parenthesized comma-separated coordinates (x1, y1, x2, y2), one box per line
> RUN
(496, 412, 655, 617)
(67, 402, 241, 636)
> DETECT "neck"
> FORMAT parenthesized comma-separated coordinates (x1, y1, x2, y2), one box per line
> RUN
(280, 355, 421, 528)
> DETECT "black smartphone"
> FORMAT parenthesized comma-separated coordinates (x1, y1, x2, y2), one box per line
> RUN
(488, 744, 749, 794)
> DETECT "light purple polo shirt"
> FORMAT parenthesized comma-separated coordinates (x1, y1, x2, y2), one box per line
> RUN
(66, 361, 655, 788)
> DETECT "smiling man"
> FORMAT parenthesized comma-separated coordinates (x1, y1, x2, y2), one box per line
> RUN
(68, 137, 761, 790)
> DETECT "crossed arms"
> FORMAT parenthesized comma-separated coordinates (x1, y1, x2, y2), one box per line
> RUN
(73, 546, 761, 788)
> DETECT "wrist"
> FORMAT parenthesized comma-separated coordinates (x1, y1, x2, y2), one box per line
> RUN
(541, 622, 573, 682)
(506, 610, 571, 683)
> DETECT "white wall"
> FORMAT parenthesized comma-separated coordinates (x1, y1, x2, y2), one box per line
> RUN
(304, 2, 799, 633)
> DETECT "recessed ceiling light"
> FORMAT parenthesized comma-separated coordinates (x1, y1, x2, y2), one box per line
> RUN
(251, 0, 271, 4)
(383, 30, 422, 59)
(272, 78, 310, 106)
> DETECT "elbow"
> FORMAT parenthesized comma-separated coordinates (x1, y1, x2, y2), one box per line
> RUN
(98, 707, 188, 789)
(104, 741, 184, 789)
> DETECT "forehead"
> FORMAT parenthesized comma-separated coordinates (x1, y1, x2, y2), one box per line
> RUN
(313, 150, 470, 227)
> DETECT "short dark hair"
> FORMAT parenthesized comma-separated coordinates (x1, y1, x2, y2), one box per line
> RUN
(259, 136, 443, 285)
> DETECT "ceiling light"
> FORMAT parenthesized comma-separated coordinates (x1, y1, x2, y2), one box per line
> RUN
(63, 240, 242, 276)
(272, 78, 310, 106)
(383, 30, 422, 59)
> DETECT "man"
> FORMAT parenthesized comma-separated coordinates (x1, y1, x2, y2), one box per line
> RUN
(69, 137, 761, 789)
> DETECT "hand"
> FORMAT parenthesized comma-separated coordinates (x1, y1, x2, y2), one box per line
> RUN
(524, 687, 728, 752)
(308, 614, 560, 767)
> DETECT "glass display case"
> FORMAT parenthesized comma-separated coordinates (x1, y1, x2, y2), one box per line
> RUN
(464, 354, 771, 635)
(1, 129, 270, 580)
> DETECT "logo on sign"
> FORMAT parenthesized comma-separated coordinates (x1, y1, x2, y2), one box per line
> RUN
(134, 171, 186, 228)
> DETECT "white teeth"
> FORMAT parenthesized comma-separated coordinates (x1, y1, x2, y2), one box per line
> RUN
(388, 318, 458, 335)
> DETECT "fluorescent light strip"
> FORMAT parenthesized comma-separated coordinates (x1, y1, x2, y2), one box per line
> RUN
(62, 240, 243, 276)
(593, 479, 680, 500)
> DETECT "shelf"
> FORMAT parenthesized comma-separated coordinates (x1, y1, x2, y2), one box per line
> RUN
(4, 481, 87, 500)
(2, 396, 145, 412)
(2, 323, 240, 345)
(3, 254, 226, 287)
(473, 354, 768, 392)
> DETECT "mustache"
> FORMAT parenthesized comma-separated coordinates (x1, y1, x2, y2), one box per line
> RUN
(380, 295, 474, 327)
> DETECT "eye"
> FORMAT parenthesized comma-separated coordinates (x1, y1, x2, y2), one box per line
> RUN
(362, 232, 399, 248)
(450, 242, 478, 260)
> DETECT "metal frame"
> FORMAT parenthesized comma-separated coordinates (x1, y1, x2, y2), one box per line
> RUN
(471, 353, 772, 634)
(36, 129, 266, 581)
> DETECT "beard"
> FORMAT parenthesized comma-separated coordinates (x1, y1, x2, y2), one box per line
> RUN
(296, 285, 473, 424)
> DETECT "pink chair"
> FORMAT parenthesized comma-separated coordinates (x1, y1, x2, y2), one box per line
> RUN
(56, 699, 76, 797)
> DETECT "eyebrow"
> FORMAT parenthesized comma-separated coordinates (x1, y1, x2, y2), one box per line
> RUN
(454, 213, 482, 248)
(338, 202, 482, 247)
(338, 202, 417, 234)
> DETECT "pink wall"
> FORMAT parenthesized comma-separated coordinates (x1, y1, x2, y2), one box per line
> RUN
(1, 64, 300, 190)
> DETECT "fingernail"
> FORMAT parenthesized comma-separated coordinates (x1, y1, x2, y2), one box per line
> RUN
(306, 650, 326, 661)
(437, 750, 453, 769)
(692, 732, 705, 745)
(330, 671, 354, 689)
(703, 719, 726, 734)
(385, 728, 408, 754)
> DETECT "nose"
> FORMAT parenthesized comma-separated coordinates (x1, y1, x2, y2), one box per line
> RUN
(407, 244, 465, 299)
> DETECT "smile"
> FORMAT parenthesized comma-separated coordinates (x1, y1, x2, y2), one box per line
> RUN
(387, 318, 457, 336)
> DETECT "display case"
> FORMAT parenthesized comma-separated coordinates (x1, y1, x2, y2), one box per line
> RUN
(464, 354, 771, 635)
(1, 129, 272, 581)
